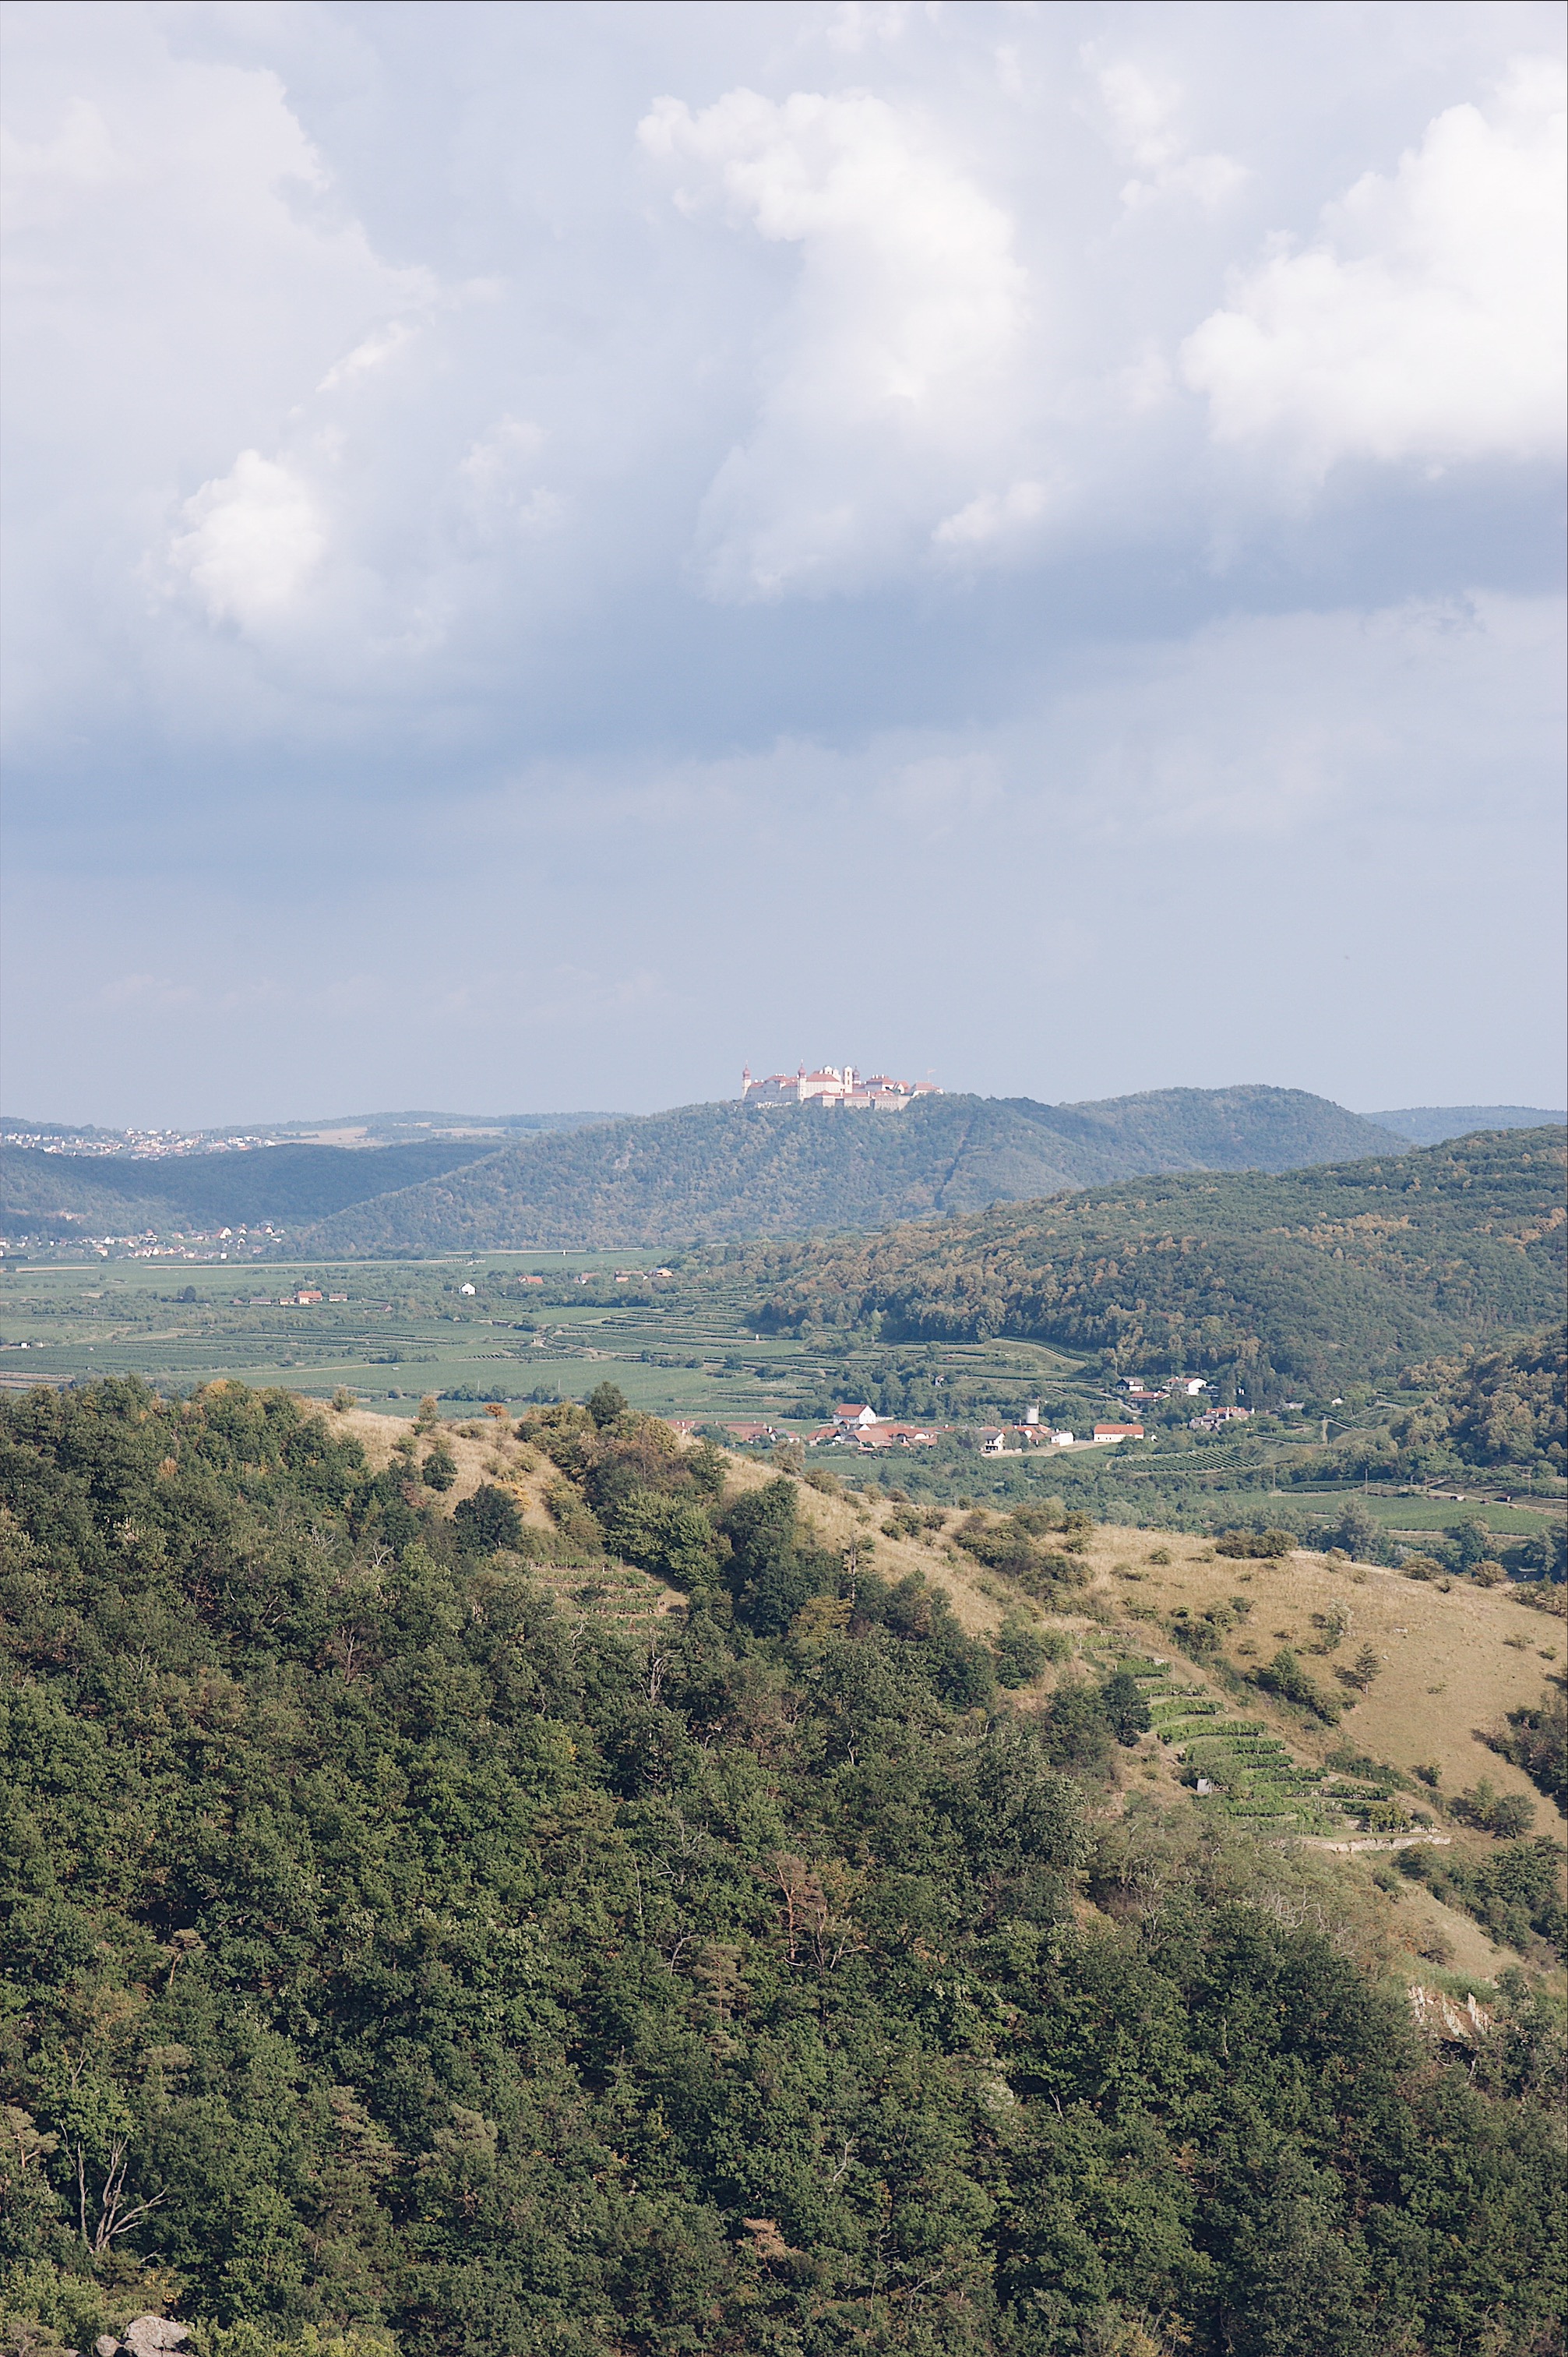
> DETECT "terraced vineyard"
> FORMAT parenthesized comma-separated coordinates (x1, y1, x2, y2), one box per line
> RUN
(1083, 1646, 1405, 1836)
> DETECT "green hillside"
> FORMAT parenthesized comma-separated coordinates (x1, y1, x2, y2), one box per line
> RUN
(726, 1127, 1567, 1395)
(293, 1087, 1404, 1256)
(1, 1377, 1562, 2355)
(0, 1138, 499, 1236)
(1388, 1324, 1567, 1480)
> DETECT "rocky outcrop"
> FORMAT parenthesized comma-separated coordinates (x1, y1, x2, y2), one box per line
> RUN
(95, 2320, 189, 2357)
(1408, 1983, 1493, 2044)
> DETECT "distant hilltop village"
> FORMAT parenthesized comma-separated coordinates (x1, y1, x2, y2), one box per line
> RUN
(741, 1064, 940, 1112)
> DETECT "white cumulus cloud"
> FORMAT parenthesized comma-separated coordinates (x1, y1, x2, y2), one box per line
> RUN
(170, 450, 325, 627)
(639, 85, 1031, 596)
(1091, 58, 1249, 212)
(1182, 58, 1566, 475)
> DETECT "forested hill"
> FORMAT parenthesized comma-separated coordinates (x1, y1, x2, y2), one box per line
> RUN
(0, 1137, 499, 1234)
(1, 1376, 1563, 2353)
(730, 1126, 1568, 1392)
(294, 1085, 1404, 1254)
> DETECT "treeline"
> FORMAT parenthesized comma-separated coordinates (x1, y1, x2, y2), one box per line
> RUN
(292, 1088, 1405, 1258)
(728, 1130, 1565, 1395)
(2, 1378, 1566, 2355)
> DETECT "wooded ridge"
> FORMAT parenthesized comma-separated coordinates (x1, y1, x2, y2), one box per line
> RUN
(285, 1086, 1407, 1256)
(710, 1127, 1568, 1392)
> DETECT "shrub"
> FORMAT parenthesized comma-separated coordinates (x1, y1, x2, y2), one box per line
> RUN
(1337, 1644, 1383, 1692)
(544, 1478, 604, 1551)
(599, 1488, 718, 1588)
(1308, 1606, 1348, 1654)
(1101, 1667, 1152, 1745)
(1451, 1780, 1537, 1837)
(1256, 1647, 1340, 1723)
(721, 1477, 837, 1635)
(453, 1483, 524, 1554)
(586, 1381, 629, 1429)
(1171, 1621, 1220, 1660)
(1215, 1528, 1292, 1558)
(421, 1444, 457, 1492)
(993, 1617, 1051, 1688)
(1481, 1685, 1568, 1812)
(1040, 1680, 1115, 1777)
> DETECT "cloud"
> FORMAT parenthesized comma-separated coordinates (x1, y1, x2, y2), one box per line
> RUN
(318, 318, 419, 392)
(1182, 58, 1566, 475)
(2, 2, 1563, 1124)
(932, 477, 1051, 554)
(457, 418, 562, 540)
(0, 94, 116, 227)
(1089, 57, 1249, 212)
(169, 450, 326, 627)
(639, 84, 1031, 595)
(1027, 591, 1564, 842)
(825, 3, 913, 58)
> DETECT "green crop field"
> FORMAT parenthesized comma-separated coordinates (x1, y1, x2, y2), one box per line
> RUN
(0, 1254, 1096, 1433)
(1314, 1492, 1556, 1535)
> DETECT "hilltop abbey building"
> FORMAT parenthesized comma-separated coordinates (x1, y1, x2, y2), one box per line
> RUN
(741, 1064, 940, 1112)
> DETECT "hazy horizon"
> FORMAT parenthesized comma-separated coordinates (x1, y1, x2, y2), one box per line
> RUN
(3, 2, 1563, 1128)
(5, 1085, 1565, 1141)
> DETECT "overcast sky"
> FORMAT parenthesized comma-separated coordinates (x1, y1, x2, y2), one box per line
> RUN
(2, 0, 1563, 1126)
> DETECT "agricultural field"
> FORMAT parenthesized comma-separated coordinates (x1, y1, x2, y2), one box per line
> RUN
(2, 1254, 1559, 1551)
(0, 1252, 1098, 1430)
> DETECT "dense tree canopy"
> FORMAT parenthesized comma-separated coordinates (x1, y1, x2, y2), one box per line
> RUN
(1390, 1324, 1568, 1479)
(1, 1378, 1563, 2355)
(733, 1130, 1566, 1395)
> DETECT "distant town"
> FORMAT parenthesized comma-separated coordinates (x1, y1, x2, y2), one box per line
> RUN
(742, 1064, 939, 1110)
(1, 1125, 284, 1159)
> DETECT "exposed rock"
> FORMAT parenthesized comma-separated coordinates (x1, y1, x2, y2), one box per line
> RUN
(1409, 1982, 1493, 2044)
(97, 2323, 189, 2357)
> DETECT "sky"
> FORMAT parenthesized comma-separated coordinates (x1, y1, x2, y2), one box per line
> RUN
(2, 0, 1563, 1127)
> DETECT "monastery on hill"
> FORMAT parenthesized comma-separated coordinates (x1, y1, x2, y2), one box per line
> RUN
(741, 1064, 940, 1111)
